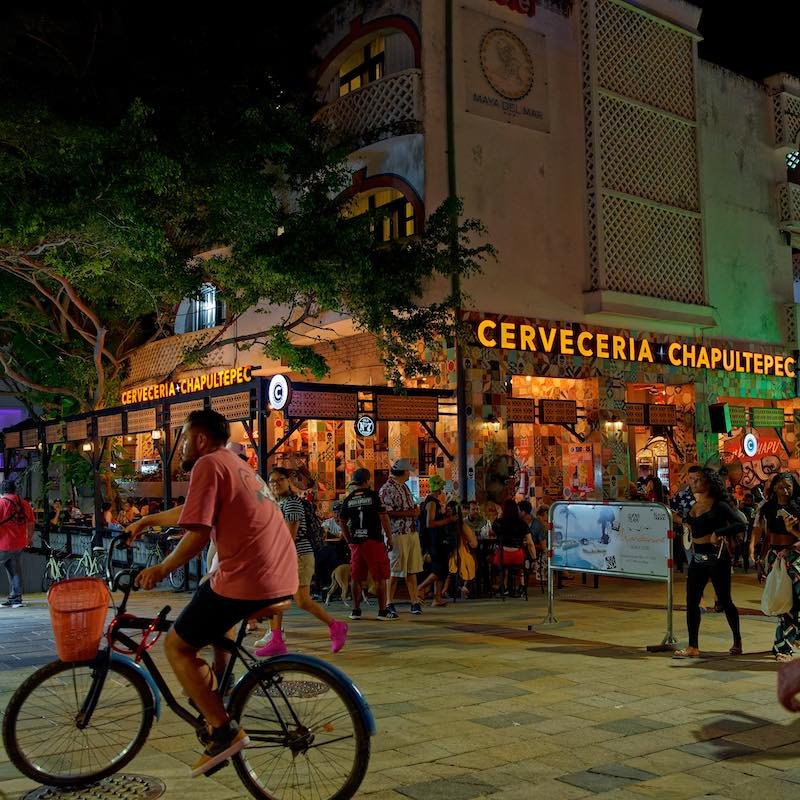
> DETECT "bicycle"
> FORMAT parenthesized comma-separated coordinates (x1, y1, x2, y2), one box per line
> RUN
(140, 528, 186, 590)
(67, 545, 107, 579)
(3, 535, 374, 799)
(41, 544, 75, 592)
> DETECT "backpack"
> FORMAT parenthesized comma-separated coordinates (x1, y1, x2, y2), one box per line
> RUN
(0, 497, 27, 527)
(299, 497, 325, 552)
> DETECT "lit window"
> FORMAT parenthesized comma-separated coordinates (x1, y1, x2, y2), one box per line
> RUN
(788, 151, 800, 171)
(338, 36, 386, 97)
(343, 187, 418, 242)
(177, 283, 225, 333)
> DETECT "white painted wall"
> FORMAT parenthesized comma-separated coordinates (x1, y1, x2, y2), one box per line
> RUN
(698, 60, 794, 345)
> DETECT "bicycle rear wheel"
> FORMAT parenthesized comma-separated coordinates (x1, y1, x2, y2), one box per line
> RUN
(228, 658, 370, 800)
(2, 658, 155, 787)
(67, 557, 86, 578)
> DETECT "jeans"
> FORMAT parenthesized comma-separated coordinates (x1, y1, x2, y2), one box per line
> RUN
(0, 549, 24, 603)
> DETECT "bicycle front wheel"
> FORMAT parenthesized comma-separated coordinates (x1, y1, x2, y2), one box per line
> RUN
(229, 658, 370, 800)
(67, 558, 85, 578)
(2, 658, 155, 787)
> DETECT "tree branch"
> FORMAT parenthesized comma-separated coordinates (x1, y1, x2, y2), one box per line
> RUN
(0, 353, 83, 406)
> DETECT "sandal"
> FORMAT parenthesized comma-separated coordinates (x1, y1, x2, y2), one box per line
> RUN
(673, 648, 701, 659)
(432, 599, 448, 607)
(729, 645, 743, 656)
(776, 652, 794, 663)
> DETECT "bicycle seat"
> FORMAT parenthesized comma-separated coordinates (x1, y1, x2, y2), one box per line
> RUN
(92, 546, 105, 553)
(248, 599, 292, 621)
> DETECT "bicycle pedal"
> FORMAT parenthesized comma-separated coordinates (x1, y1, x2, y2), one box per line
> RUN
(203, 759, 230, 777)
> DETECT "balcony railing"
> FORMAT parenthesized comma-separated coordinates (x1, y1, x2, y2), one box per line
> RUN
(778, 182, 800, 235)
(314, 69, 423, 149)
(124, 329, 235, 387)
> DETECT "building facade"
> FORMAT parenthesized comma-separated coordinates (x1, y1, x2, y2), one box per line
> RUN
(113, 0, 800, 506)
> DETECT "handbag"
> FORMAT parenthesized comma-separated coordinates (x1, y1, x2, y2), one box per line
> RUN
(761, 557, 794, 616)
(682, 524, 692, 552)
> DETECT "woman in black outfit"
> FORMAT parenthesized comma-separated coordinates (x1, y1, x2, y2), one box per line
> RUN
(757, 472, 800, 661)
(674, 467, 746, 659)
(491, 499, 530, 595)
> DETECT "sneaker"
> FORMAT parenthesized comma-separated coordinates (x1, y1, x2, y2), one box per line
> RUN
(253, 631, 271, 648)
(387, 603, 398, 615)
(191, 720, 249, 777)
(410, 603, 422, 615)
(348, 608, 362, 620)
(255, 630, 288, 658)
(329, 620, 348, 653)
(377, 608, 399, 620)
(1, 600, 22, 608)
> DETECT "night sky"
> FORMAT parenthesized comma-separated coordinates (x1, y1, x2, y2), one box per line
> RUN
(696, 1, 800, 81)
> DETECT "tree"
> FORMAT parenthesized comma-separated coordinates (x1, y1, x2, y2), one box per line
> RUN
(0, 2, 494, 414)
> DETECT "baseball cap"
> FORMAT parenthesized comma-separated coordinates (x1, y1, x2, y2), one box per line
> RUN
(350, 467, 371, 486)
(391, 458, 415, 473)
(428, 474, 445, 492)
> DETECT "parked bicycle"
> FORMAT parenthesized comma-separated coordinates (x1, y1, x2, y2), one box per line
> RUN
(40, 544, 74, 592)
(140, 528, 186, 590)
(67, 545, 107, 579)
(3, 535, 374, 799)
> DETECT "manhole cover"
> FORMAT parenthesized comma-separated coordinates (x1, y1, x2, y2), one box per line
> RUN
(23, 774, 165, 800)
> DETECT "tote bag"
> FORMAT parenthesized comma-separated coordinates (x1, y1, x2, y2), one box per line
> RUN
(761, 557, 794, 616)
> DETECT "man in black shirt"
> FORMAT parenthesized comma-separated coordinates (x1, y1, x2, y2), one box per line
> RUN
(339, 468, 396, 621)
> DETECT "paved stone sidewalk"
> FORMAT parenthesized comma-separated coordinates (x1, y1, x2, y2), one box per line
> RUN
(1, 573, 799, 800)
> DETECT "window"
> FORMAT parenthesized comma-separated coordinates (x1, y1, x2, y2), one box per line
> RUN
(788, 151, 800, 185)
(176, 283, 225, 333)
(338, 36, 385, 97)
(346, 188, 417, 242)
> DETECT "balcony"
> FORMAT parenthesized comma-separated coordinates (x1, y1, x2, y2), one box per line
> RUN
(124, 329, 236, 387)
(778, 183, 800, 241)
(314, 69, 423, 150)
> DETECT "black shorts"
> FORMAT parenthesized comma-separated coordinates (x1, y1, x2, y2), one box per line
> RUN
(173, 581, 293, 649)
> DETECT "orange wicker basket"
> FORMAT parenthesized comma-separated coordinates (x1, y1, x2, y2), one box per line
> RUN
(48, 578, 111, 662)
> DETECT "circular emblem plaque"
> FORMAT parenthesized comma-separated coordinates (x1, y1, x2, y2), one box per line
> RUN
(743, 432, 758, 458)
(268, 374, 291, 410)
(355, 415, 376, 437)
(479, 28, 534, 101)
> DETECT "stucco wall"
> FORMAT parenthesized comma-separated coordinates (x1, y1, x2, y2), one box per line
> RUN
(698, 60, 793, 345)
(422, 0, 587, 323)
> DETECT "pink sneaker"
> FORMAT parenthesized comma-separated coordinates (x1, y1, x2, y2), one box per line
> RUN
(329, 620, 348, 654)
(255, 630, 288, 658)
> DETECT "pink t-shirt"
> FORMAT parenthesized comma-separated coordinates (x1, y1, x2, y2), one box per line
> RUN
(179, 448, 298, 600)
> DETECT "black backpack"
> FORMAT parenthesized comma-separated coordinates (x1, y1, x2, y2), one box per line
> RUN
(299, 497, 325, 552)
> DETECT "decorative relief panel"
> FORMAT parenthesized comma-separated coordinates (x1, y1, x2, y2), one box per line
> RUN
(66, 419, 90, 442)
(210, 391, 252, 421)
(376, 394, 438, 422)
(169, 400, 204, 429)
(46, 423, 65, 444)
(97, 414, 123, 438)
(286, 391, 358, 420)
(126, 408, 157, 435)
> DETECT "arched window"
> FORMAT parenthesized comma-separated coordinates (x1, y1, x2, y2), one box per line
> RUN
(174, 283, 225, 334)
(338, 36, 385, 97)
(347, 187, 416, 241)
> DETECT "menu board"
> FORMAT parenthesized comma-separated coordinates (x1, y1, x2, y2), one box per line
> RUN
(751, 407, 785, 429)
(646, 404, 676, 426)
(539, 399, 577, 424)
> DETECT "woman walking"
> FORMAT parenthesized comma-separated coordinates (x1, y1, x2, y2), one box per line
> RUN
(674, 467, 746, 659)
(758, 472, 800, 661)
(491, 499, 531, 596)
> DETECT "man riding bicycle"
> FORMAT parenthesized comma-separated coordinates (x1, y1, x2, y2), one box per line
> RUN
(127, 409, 298, 776)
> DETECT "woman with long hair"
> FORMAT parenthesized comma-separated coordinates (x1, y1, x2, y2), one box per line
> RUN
(491, 498, 529, 596)
(674, 467, 746, 659)
(758, 471, 800, 661)
(643, 475, 665, 503)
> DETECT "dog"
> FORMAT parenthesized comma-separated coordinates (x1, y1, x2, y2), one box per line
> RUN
(325, 563, 377, 606)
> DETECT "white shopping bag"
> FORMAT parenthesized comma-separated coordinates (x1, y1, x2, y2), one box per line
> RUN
(761, 557, 794, 616)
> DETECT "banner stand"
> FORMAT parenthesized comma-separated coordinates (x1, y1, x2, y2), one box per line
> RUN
(529, 502, 677, 650)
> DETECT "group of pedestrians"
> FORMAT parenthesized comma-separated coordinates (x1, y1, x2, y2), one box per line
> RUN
(669, 464, 800, 662)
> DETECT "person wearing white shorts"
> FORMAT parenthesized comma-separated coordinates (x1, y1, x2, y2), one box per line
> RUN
(379, 459, 423, 615)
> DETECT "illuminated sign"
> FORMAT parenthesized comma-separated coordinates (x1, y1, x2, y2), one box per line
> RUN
(268, 374, 291, 410)
(355, 416, 376, 437)
(743, 433, 758, 457)
(751, 407, 786, 429)
(475, 319, 796, 378)
(492, 0, 535, 16)
(121, 366, 253, 405)
(539, 399, 577, 424)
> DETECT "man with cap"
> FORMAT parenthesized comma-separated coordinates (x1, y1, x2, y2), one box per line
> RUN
(379, 459, 424, 615)
(339, 468, 396, 620)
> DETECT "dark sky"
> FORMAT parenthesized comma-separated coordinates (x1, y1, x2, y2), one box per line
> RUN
(696, 1, 800, 80)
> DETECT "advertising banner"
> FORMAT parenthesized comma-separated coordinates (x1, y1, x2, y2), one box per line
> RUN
(549, 501, 670, 580)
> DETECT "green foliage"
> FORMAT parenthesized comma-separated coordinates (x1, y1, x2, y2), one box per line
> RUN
(0, 4, 494, 411)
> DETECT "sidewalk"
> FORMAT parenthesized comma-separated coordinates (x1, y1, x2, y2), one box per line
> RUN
(1, 573, 799, 800)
